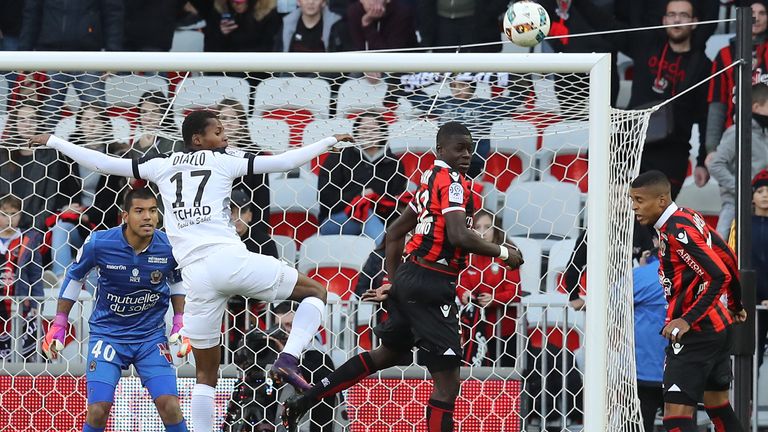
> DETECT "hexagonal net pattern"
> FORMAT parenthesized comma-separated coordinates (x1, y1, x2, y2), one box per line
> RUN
(0, 66, 651, 431)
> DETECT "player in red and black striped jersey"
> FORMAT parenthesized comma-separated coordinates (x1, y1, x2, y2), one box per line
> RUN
(282, 122, 524, 432)
(630, 170, 746, 432)
(706, 1, 768, 152)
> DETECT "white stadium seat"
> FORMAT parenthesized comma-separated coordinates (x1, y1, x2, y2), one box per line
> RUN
(253, 77, 331, 119)
(248, 117, 290, 153)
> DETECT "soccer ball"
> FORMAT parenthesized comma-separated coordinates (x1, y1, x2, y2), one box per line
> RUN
(503, 1, 551, 48)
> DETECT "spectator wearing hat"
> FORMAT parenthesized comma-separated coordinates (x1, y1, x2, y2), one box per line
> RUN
(708, 83, 768, 238)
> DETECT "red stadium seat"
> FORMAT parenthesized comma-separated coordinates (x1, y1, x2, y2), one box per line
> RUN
(298, 235, 376, 300)
(540, 122, 589, 192)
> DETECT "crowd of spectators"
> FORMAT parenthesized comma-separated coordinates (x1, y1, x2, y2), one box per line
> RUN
(2, 0, 768, 429)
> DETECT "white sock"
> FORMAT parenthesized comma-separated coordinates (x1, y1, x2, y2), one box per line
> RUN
(190, 383, 216, 431)
(282, 296, 326, 358)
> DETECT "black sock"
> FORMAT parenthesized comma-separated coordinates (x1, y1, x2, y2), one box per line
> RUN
(663, 416, 698, 432)
(426, 399, 455, 432)
(305, 352, 375, 401)
(705, 402, 743, 432)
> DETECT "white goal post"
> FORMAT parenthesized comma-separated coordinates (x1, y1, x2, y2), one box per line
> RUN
(0, 51, 632, 432)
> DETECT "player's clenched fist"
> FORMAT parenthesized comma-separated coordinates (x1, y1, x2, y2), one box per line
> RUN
(42, 312, 67, 360)
(27, 133, 51, 148)
(503, 248, 524, 269)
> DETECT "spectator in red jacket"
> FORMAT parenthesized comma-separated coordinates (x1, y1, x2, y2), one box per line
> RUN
(347, 0, 417, 50)
(457, 209, 521, 366)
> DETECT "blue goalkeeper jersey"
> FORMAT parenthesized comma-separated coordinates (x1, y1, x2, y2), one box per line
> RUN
(60, 226, 183, 342)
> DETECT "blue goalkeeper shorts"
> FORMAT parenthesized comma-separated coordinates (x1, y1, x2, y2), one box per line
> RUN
(86, 334, 178, 404)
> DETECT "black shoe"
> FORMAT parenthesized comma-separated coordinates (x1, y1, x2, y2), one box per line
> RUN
(282, 394, 311, 432)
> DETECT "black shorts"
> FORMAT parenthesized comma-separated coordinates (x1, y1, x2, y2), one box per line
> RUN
(373, 261, 461, 365)
(663, 328, 733, 405)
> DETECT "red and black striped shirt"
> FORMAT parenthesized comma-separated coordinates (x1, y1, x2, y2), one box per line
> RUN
(655, 203, 743, 334)
(405, 160, 475, 270)
(708, 41, 768, 129)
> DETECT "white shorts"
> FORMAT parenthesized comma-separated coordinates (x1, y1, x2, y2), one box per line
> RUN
(180, 244, 298, 340)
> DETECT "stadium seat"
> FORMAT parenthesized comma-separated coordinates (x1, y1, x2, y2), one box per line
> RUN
(337, 77, 388, 115)
(269, 172, 320, 245)
(171, 28, 205, 52)
(502, 181, 582, 252)
(105, 75, 169, 107)
(248, 117, 290, 153)
(508, 236, 543, 294)
(254, 77, 332, 146)
(0, 76, 7, 113)
(532, 76, 560, 114)
(520, 292, 584, 351)
(254, 77, 330, 119)
(272, 234, 298, 265)
(301, 118, 354, 173)
(539, 121, 590, 192)
(0, 114, 6, 135)
(484, 120, 538, 192)
(297, 234, 376, 299)
(388, 120, 437, 182)
(173, 75, 251, 122)
(545, 238, 578, 293)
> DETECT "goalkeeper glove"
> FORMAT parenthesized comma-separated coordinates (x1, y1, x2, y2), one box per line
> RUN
(42, 312, 67, 360)
(169, 313, 191, 358)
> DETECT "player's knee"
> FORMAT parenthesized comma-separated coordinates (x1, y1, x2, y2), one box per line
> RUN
(86, 402, 112, 427)
(703, 390, 730, 407)
(293, 274, 327, 303)
(155, 395, 183, 424)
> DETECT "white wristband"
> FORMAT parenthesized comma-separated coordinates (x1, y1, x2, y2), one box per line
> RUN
(498, 245, 509, 261)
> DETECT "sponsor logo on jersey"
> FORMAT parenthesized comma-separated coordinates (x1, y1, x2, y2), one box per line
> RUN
(448, 183, 464, 203)
(148, 256, 168, 264)
(672, 343, 684, 355)
(105, 289, 161, 317)
(449, 172, 460, 182)
(675, 249, 704, 277)
(150, 270, 163, 285)
(676, 231, 689, 244)
(661, 277, 672, 297)
(441, 305, 451, 317)
(89, 361, 97, 371)
(106, 264, 127, 271)
(130, 268, 141, 283)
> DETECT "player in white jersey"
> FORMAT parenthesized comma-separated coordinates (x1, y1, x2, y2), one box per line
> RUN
(29, 109, 353, 431)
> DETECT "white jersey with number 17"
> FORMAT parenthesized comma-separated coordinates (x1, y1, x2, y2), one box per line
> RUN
(132, 148, 254, 268)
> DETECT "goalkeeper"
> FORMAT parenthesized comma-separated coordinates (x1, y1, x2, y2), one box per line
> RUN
(41, 188, 190, 432)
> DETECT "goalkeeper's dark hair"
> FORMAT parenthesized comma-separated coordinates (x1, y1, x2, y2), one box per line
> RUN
(182, 110, 219, 147)
(754, 83, 768, 106)
(436, 121, 472, 146)
(123, 188, 158, 212)
(631, 170, 671, 192)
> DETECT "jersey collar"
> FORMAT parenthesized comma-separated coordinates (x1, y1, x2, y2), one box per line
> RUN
(434, 159, 450, 169)
(120, 224, 154, 254)
(653, 202, 678, 230)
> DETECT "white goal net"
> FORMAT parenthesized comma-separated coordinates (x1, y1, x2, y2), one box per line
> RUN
(0, 52, 650, 431)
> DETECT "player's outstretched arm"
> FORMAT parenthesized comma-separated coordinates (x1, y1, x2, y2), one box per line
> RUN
(250, 134, 354, 174)
(444, 211, 524, 269)
(28, 134, 134, 177)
